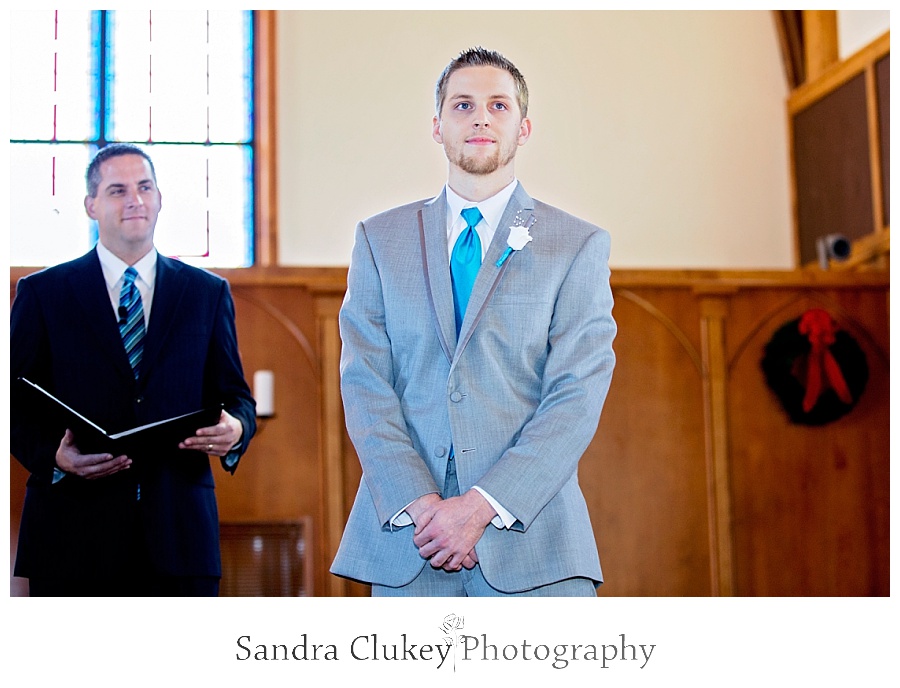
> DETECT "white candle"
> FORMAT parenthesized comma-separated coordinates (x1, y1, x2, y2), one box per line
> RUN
(253, 370, 275, 417)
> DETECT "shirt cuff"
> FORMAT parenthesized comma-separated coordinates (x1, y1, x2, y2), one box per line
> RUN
(390, 504, 415, 530)
(219, 435, 244, 474)
(472, 486, 516, 529)
(389, 491, 440, 531)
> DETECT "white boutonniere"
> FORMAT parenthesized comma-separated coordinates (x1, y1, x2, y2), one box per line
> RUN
(496, 214, 536, 267)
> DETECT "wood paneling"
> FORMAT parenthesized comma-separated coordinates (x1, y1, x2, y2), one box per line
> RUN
(793, 72, 873, 265)
(726, 286, 889, 595)
(219, 519, 312, 596)
(584, 288, 710, 596)
(875, 55, 890, 227)
(220, 272, 344, 596)
(789, 32, 889, 267)
(9, 267, 889, 596)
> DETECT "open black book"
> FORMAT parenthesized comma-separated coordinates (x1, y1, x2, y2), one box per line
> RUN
(17, 377, 222, 457)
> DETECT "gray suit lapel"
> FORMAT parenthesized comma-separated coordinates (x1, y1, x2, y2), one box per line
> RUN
(419, 192, 456, 363)
(454, 183, 535, 361)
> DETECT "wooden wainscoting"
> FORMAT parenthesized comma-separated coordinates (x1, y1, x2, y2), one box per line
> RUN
(593, 270, 888, 596)
(219, 519, 312, 596)
(9, 267, 889, 596)
(217, 268, 350, 596)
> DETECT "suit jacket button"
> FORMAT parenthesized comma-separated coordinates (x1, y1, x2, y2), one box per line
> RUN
(450, 391, 463, 402)
(435, 446, 447, 458)
(135, 396, 144, 404)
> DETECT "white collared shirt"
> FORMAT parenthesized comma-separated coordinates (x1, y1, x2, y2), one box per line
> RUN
(96, 241, 158, 327)
(444, 179, 518, 260)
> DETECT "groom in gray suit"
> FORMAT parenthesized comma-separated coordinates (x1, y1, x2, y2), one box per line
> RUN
(331, 47, 616, 596)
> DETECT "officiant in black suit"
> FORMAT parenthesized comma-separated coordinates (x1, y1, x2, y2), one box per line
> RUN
(10, 143, 256, 596)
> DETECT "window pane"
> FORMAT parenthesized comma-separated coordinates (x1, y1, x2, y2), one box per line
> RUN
(110, 11, 204, 142)
(150, 145, 253, 268)
(9, 10, 254, 268)
(208, 11, 254, 143)
(10, 143, 95, 265)
(108, 11, 252, 144)
(9, 10, 97, 141)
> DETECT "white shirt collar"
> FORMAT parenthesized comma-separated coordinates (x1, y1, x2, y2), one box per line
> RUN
(96, 241, 158, 291)
(445, 178, 518, 235)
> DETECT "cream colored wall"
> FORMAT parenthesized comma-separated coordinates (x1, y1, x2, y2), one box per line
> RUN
(838, 10, 890, 59)
(277, 10, 797, 269)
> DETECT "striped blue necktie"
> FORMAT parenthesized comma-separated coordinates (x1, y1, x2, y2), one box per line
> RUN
(451, 206, 483, 336)
(119, 266, 145, 379)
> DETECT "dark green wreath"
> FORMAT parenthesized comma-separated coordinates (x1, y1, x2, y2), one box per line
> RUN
(760, 309, 868, 426)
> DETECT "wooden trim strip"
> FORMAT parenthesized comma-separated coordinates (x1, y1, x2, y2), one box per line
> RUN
(772, 10, 805, 89)
(10, 266, 889, 294)
(700, 297, 735, 597)
(801, 10, 839, 84)
(865, 61, 886, 235)
(254, 10, 278, 268)
(616, 289, 703, 373)
(315, 295, 349, 596)
(789, 31, 889, 113)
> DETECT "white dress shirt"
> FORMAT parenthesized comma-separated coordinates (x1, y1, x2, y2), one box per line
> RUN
(444, 179, 517, 261)
(96, 241, 158, 326)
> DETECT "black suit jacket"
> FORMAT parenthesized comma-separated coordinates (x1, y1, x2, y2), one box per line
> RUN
(10, 249, 256, 579)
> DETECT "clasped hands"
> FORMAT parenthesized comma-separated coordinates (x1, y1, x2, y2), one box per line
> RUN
(406, 490, 497, 572)
(55, 410, 243, 479)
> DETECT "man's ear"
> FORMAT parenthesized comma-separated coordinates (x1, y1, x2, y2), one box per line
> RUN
(517, 117, 532, 146)
(432, 115, 443, 144)
(84, 195, 97, 220)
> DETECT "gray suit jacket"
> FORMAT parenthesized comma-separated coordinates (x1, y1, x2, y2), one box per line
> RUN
(331, 183, 616, 593)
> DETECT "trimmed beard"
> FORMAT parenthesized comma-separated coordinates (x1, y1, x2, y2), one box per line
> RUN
(444, 140, 518, 176)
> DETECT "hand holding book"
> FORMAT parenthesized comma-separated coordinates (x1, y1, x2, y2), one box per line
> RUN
(178, 409, 244, 458)
(18, 377, 222, 458)
(55, 428, 133, 479)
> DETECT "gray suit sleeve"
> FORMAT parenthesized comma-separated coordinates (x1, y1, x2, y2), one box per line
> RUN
(474, 228, 616, 530)
(339, 221, 441, 526)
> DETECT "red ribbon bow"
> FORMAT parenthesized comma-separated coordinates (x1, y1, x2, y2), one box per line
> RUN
(797, 309, 853, 413)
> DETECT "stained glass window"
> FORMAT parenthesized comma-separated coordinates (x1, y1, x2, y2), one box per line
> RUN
(9, 10, 255, 268)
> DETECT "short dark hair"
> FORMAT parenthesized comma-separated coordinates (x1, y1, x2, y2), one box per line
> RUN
(85, 143, 157, 197)
(435, 47, 529, 118)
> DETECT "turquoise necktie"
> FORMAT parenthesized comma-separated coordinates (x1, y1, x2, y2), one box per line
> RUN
(119, 266, 146, 379)
(451, 207, 483, 336)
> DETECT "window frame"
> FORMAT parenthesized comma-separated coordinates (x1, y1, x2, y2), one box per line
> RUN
(8, 10, 278, 275)
(252, 10, 278, 269)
